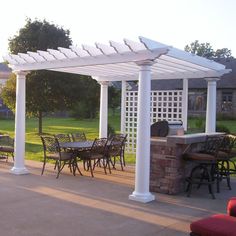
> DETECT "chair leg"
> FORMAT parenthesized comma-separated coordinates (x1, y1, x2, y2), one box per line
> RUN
(74, 158, 83, 176)
(56, 161, 61, 179)
(41, 159, 46, 176)
(101, 159, 107, 175)
(56, 161, 66, 179)
(119, 153, 124, 171)
(107, 158, 112, 174)
(225, 160, 231, 190)
(88, 159, 94, 177)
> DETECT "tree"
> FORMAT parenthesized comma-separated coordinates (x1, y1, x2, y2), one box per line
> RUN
(184, 40, 232, 59)
(108, 85, 121, 116)
(4, 19, 92, 134)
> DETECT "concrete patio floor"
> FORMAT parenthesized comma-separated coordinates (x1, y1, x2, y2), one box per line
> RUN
(0, 160, 235, 236)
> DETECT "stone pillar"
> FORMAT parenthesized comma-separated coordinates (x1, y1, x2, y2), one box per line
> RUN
(99, 81, 109, 138)
(129, 60, 155, 203)
(182, 78, 188, 131)
(11, 71, 29, 175)
(205, 78, 219, 133)
(120, 80, 127, 134)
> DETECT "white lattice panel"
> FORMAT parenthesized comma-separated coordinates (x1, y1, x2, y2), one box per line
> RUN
(125, 90, 183, 153)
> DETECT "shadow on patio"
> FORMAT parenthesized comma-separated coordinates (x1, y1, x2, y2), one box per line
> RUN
(0, 160, 235, 236)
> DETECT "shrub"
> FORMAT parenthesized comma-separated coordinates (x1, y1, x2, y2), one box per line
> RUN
(216, 124, 230, 134)
(108, 124, 115, 136)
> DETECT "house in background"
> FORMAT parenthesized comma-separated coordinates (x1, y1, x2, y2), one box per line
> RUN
(0, 63, 12, 118)
(0, 63, 11, 84)
(150, 58, 236, 118)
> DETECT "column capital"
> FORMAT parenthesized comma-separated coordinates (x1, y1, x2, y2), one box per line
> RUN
(98, 81, 109, 86)
(205, 77, 220, 82)
(136, 60, 155, 67)
(14, 71, 28, 78)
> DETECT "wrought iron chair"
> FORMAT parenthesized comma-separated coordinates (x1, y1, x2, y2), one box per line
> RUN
(216, 134, 236, 191)
(41, 135, 82, 178)
(0, 135, 14, 162)
(79, 138, 110, 177)
(107, 134, 127, 171)
(183, 135, 223, 199)
(71, 132, 86, 142)
(54, 133, 71, 144)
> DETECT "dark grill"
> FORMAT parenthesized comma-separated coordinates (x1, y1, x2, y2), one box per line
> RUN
(151, 120, 184, 137)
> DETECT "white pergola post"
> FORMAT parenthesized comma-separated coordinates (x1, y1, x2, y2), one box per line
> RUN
(120, 80, 127, 134)
(99, 81, 109, 138)
(129, 61, 155, 203)
(205, 78, 219, 133)
(182, 78, 188, 131)
(11, 71, 29, 175)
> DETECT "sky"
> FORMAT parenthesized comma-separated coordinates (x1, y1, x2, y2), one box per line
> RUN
(0, 0, 235, 60)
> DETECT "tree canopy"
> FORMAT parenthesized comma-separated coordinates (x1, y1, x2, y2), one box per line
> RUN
(184, 40, 233, 59)
(3, 19, 99, 133)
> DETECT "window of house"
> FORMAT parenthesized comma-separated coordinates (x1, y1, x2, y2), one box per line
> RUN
(222, 91, 233, 112)
(188, 91, 207, 111)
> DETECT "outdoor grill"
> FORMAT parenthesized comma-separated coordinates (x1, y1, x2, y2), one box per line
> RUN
(151, 120, 184, 137)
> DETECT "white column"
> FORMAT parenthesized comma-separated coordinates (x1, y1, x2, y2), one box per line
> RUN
(129, 60, 155, 203)
(99, 81, 109, 138)
(182, 78, 188, 131)
(205, 78, 219, 133)
(120, 80, 127, 134)
(11, 71, 29, 175)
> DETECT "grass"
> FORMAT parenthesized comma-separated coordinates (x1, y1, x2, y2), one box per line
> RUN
(0, 115, 235, 164)
(0, 114, 135, 163)
(188, 118, 236, 134)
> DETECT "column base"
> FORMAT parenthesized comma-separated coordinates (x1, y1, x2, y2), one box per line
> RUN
(11, 166, 29, 175)
(129, 191, 155, 203)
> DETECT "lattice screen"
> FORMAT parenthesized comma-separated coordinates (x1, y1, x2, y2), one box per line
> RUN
(125, 90, 183, 153)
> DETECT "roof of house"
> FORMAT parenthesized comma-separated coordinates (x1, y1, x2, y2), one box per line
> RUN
(150, 58, 236, 90)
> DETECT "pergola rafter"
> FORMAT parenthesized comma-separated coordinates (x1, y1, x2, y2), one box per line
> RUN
(4, 36, 229, 80)
(3, 36, 231, 203)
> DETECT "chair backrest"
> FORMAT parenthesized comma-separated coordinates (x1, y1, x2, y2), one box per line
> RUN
(107, 134, 127, 156)
(41, 136, 59, 155)
(0, 135, 14, 147)
(220, 134, 236, 153)
(71, 132, 86, 142)
(54, 134, 71, 144)
(91, 138, 108, 155)
(203, 135, 223, 156)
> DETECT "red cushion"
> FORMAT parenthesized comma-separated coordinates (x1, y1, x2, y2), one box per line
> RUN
(190, 214, 236, 236)
(227, 197, 236, 217)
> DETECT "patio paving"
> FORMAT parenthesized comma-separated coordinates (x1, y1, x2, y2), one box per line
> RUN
(0, 160, 235, 236)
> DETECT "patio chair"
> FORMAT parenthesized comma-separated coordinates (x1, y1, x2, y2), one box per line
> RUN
(107, 134, 127, 171)
(54, 133, 71, 145)
(79, 138, 110, 177)
(183, 135, 223, 199)
(71, 132, 86, 142)
(0, 135, 14, 161)
(214, 134, 236, 193)
(41, 135, 81, 178)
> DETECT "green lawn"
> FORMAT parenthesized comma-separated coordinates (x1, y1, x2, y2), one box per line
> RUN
(0, 116, 235, 163)
(0, 114, 135, 163)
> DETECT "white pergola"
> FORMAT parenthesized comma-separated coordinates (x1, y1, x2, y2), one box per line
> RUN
(4, 36, 231, 203)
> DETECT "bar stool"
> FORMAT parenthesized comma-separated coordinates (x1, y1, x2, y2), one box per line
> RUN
(183, 136, 222, 199)
(216, 134, 236, 192)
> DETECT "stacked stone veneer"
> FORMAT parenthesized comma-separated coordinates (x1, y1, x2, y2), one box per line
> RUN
(150, 138, 190, 194)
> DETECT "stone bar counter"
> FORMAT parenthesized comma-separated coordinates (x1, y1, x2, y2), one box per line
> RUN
(150, 132, 222, 194)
